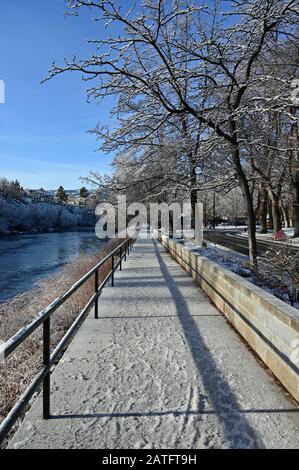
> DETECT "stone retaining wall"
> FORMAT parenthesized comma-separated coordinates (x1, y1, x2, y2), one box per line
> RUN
(156, 232, 299, 402)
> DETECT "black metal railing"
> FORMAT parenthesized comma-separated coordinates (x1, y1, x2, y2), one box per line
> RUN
(0, 233, 138, 444)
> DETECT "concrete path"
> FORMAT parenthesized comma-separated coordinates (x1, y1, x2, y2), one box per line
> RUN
(9, 231, 299, 449)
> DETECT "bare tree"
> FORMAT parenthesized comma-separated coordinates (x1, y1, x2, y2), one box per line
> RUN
(45, 0, 299, 267)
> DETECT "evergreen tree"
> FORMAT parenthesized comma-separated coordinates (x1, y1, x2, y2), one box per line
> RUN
(56, 186, 68, 202)
(80, 186, 89, 199)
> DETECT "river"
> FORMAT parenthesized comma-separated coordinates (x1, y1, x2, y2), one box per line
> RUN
(0, 230, 106, 302)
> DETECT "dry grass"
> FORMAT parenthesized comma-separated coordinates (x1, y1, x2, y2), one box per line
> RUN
(0, 238, 124, 446)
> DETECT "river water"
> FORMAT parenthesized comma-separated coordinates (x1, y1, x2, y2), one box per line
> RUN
(0, 230, 106, 302)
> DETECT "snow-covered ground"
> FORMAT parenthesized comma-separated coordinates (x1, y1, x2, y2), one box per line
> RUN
(8, 234, 299, 449)
(186, 241, 251, 276)
(215, 224, 247, 230)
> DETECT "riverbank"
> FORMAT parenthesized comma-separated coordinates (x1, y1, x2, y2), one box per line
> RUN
(0, 196, 95, 235)
(0, 238, 122, 447)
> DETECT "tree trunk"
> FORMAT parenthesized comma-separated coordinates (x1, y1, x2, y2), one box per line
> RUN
(260, 199, 268, 234)
(268, 200, 274, 230)
(272, 204, 282, 232)
(259, 184, 268, 234)
(212, 192, 216, 229)
(289, 215, 294, 227)
(229, 136, 257, 268)
(290, 106, 299, 237)
(282, 205, 290, 228)
(228, 117, 257, 268)
(268, 190, 282, 233)
(189, 157, 197, 231)
(255, 189, 261, 221)
(243, 183, 258, 268)
(293, 181, 299, 237)
(190, 187, 197, 231)
(203, 196, 208, 228)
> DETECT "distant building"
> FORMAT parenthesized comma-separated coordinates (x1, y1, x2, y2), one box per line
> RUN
(65, 189, 97, 207)
(25, 189, 55, 203)
(66, 194, 83, 206)
(22, 188, 95, 206)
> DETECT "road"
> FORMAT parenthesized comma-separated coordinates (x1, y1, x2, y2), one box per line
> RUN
(203, 229, 298, 256)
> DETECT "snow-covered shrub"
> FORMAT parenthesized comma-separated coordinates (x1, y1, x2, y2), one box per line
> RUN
(258, 242, 299, 306)
(194, 242, 298, 308)
(0, 197, 95, 234)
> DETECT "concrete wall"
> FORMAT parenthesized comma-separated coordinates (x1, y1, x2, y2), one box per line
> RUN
(155, 232, 299, 402)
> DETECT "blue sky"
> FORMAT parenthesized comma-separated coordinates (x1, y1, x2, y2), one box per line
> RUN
(0, 1, 234, 190)
(0, 0, 120, 189)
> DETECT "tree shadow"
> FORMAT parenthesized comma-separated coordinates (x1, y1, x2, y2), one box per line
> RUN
(152, 238, 263, 449)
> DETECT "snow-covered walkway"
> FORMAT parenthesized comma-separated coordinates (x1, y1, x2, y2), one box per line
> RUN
(9, 231, 299, 449)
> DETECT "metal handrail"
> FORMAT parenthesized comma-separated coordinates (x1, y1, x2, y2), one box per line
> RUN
(0, 232, 138, 444)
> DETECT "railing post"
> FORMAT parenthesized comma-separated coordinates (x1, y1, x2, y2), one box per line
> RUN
(111, 254, 114, 287)
(95, 269, 99, 319)
(0, 239, 143, 442)
(43, 317, 51, 419)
